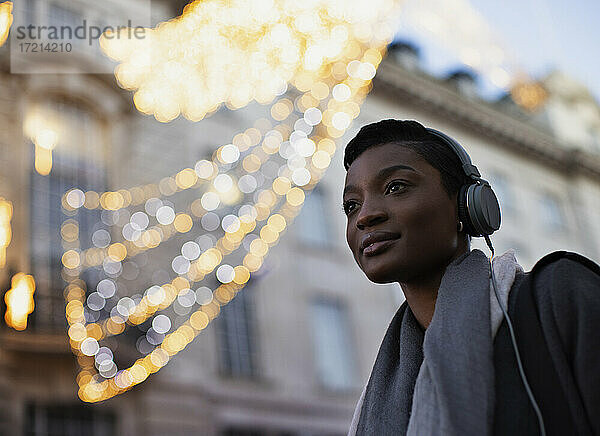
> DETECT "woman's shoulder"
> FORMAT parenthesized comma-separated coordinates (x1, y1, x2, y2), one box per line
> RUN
(530, 251, 600, 274)
(520, 251, 600, 337)
(527, 251, 600, 301)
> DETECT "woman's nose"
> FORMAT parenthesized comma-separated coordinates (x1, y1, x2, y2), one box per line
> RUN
(356, 204, 387, 230)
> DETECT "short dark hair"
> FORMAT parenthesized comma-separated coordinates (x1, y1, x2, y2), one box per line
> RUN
(344, 119, 469, 197)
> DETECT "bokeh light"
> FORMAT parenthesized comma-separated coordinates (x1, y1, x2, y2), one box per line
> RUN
(4, 273, 35, 331)
(0, 1, 12, 47)
(0, 197, 12, 267)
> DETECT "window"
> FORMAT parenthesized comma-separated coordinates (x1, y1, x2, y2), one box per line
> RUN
(295, 188, 332, 247)
(25, 403, 116, 436)
(216, 282, 258, 378)
(539, 192, 566, 231)
(310, 298, 357, 391)
(28, 101, 106, 330)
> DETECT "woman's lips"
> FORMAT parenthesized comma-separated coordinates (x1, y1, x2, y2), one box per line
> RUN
(362, 237, 399, 257)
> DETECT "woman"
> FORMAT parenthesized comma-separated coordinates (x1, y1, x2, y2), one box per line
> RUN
(342, 119, 600, 435)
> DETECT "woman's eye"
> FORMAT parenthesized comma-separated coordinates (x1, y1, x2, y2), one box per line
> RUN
(343, 201, 357, 215)
(386, 180, 406, 194)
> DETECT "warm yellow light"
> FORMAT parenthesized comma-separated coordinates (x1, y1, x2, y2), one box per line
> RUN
(243, 253, 263, 272)
(100, 0, 397, 123)
(267, 214, 286, 232)
(35, 129, 58, 150)
(34, 145, 53, 176)
(286, 187, 305, 207)
(68, 323, 87, 342)
(0, 197, 12, 268)
(175, 168, 198, 189)
(107, 243, 127, 262)
(60, 220, 79, 242)
(511, 81, 548, 112)
(259, 226, 278, 244)
(173, 213, 193, 233)
(4, 273, 35, 331)
(25, 111, 59, 175)
(232, 265, 250, 285)
(0, 2, 12, 47)
(62, 250, 81, 269)
(272, 177, 292, 195)
(189, 311, 209, 330)
(0, 198, 12, 223)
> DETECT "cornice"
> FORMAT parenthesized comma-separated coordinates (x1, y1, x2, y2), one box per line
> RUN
(372, 59, 600, 182)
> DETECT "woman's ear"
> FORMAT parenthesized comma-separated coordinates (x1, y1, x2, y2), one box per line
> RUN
(451, 191, 461, 222)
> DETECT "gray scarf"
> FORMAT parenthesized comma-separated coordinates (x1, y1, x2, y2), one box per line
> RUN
(349, 249, 522, 436)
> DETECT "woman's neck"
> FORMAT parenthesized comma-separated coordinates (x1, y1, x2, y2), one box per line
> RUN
(401, 245, 471, 329)
(400, 273, 444, 329)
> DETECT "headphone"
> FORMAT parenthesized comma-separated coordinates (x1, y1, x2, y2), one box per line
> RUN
(426, 127, 547, 436)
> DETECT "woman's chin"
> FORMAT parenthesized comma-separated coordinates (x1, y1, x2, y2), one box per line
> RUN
(362, 267, 398, 284)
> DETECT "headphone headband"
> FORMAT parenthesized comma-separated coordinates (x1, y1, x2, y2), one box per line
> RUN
(424, 126, 501, 237)
(425, 128, 482, 180)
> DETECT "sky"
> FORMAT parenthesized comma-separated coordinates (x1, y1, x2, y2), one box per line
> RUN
(394, 0, 600, 102)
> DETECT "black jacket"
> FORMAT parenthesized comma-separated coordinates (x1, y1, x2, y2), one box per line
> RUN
(494, 252, 600, 436)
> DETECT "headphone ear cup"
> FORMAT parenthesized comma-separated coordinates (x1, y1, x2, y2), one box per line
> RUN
(457, 184, 477, 236)
(467, 183, 501, 236)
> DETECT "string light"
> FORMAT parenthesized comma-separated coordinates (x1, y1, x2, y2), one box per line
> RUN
(0, 2, 12, 47)
(71, 95, 352, 264)
(4, 273, 36, 331)
(100, 0, 396, 123)
(62, 160, 217, 211)
(79, 190, 293, 338)
(62, 0, 403, 402)
(0, 197, 12, 267)
(73, 115, 331, 266)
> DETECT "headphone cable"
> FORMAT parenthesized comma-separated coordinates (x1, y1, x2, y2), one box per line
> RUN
(485, 235, 547, 436)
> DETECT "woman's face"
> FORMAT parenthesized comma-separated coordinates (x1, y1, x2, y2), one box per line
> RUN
(343, 143, 465, 284)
